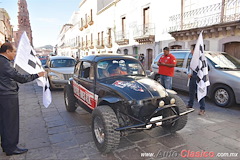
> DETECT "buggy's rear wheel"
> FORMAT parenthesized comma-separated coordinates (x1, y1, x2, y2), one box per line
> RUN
(64, 84, 77, 112)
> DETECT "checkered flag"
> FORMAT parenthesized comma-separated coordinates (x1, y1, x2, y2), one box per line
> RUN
(42, 76, 51, 108)
(14, 31, 52, 108)
(190, 31, 210, 102)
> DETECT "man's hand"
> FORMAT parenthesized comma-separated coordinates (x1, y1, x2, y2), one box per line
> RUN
(157, 62, 165, 66)
(38, 71, 46, 77)
(188, 74, 192, 78)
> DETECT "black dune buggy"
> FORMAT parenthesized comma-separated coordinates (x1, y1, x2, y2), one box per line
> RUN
(64, 54, 194, 153)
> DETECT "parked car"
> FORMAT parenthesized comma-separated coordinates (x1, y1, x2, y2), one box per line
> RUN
(150, 50, 240, 107)
(39, 55, 48, 67)
(64, 54, 194, 153)
(45, 56, 76, 89)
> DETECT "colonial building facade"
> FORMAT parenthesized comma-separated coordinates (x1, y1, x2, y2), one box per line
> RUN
(14, 0, 33, 47)
(169, 0, 240, 59)
(57, 0, 240, 70)
(57, 0, 179, 70)
(0, 8, 13, 45)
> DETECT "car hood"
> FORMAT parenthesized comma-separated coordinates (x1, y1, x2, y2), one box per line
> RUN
(101, 76, 168, 100)
(50, 67, 74, 74)
(222, 70, 240, 78)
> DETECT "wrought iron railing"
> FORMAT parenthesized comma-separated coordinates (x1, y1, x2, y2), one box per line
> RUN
(169, 0, 240, 32)
(115, 31, 129, 41)
(133, 23, 155, 38)
(104, 37, 112, 47)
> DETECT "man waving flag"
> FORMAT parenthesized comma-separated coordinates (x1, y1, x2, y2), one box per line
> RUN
(14, 31, 52, 108)
(190, 31, 210, 102)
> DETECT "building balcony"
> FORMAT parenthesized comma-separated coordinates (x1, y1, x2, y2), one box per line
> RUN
(104, 37, 112, 48)
(133, 24, 155, 44)
(115, 31, 129, 45)
(88, 40, 94, 49)
(83, 19, 88, 28)
(169, 1, 240, 32)
(170, 20, 240, 40)
(88, 16, 94, 25)
(79, 21, 84, 31)
(81, 42, 85, 50)
(95, 39, 104, 49)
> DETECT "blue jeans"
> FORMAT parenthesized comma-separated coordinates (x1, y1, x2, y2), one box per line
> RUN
(188, 72, 205, 110)
(160, 75, 172, 89)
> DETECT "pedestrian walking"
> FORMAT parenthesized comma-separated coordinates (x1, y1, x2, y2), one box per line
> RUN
(0, 42, 45, 156)
(157, 47, 177, 89)
(76, 56, 80, 63)
(139, 53, 145, 65)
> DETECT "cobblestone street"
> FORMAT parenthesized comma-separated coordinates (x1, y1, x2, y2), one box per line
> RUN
(0, 82, 239, 160)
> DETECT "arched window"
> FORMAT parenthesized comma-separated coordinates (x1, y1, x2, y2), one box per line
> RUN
(124, 49, 128, 55)
(170, 45, 182, 49)
(116, 49, 121, 54)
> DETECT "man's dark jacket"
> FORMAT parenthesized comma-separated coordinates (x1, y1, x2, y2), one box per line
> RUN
(0, 55, 39, 95)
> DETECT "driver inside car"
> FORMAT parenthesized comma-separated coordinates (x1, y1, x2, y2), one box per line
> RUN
(108, 63, 127, 76)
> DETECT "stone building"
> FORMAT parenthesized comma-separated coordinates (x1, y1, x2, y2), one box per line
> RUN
(13, 0, 33, 47)
(0, 8, 13, 45)
(57, 0, 240, 71)
(57, 0, 178, 70)
(169, 0, 240, 59)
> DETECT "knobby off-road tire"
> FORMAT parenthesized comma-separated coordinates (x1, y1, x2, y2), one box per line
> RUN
(162, 94, 188, 133)
(92, 105, 120, 154)
(64, 84, 77, 112)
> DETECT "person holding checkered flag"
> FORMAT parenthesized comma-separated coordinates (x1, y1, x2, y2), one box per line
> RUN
(0, 42, 45, 156)
(187, 31, 210, 115)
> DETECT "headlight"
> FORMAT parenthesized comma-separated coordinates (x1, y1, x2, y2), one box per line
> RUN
(137, 100, 143, 106)
(159, 100, 165, 107)
(170, 98, 176, 104)
(49, 73, 64, 80)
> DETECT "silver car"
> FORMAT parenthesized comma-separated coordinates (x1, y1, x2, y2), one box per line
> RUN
(150, 50, 240, 107)
(45, 56, 76, 89)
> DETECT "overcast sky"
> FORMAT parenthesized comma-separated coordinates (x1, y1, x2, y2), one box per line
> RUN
(1, 0, 81, 47)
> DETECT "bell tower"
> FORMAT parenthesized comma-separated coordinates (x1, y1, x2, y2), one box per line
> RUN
(15, 0, 33, 47)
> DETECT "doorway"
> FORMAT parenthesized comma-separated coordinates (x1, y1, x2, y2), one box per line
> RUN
(224, 42, 240, 59)
(147, 49, 153, 70)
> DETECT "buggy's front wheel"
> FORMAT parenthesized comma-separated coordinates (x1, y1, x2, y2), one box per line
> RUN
(92, 105, 120, 153)
(162, 94, 188, 133)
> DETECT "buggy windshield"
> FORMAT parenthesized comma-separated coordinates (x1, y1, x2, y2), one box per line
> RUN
(97, 59, 145, 79)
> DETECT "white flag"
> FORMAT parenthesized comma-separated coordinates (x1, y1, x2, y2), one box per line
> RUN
(14, 31, 52, 108)
(190, 31, 210, 102)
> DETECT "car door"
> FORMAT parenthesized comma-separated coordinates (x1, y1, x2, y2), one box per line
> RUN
(73, 61, 97, 111)
(181, 52, 192, 91)
(172, 52, 189, 90)
(151, 54, 162, 73)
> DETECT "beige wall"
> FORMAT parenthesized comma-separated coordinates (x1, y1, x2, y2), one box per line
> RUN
(0, 8, 13, 44)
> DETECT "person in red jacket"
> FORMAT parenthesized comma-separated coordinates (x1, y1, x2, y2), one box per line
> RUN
(157, 47, 177, 89)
